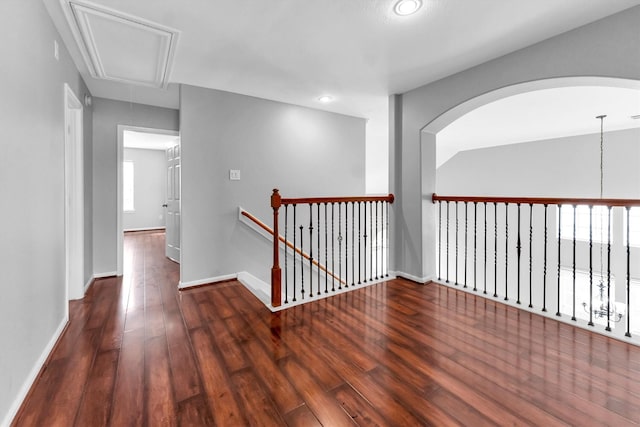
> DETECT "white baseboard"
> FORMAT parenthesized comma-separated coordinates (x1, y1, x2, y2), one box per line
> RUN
(84, 276, 95, 293)
(391, 271, 433, 284)
(123, 226, 165, 232)
(178, 273, 238, 289)
(93, 271, 118, 279)
(237, 271, 271, 306)
(1, 316, 68, 427)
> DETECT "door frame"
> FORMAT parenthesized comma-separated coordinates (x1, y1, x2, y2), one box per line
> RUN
(64, 84, 84, 303)
(116, 125, 179, 275)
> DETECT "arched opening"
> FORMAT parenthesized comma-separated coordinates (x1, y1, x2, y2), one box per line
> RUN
(423, 77, 640, 341)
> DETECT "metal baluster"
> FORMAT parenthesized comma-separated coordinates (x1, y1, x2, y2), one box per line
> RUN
(588, 205, 593, 326)
(370, 201, 374, 282)
(284, 205, 289, 304)
(353, 202, 356, 286)
(626, 206, 632, 337)
(484, 202, 487, 295)
(505, 202, 509, 301)
(528, 203, 533, 308)
(338, 203, 342, 290)
(345, 202, 349, 288)
(447, 201, 450, 283)
(300, 224, 304, 299)
(293, 205, 297, 302)
(494, 202, 498, 298)
(572, 205, 577, 321)
(363, 201, 367, 283)
(542, 204, 548, 312)
(473, 202, 477, 292)
(317, 203, 321, 296)
(332, 203, 335, 293)
(517, 203, 521, 304)
(309, 204, 314, 298)
(438, 201, 442, 280)
(385, 201, 390, 277)
(325, 203, 328, 294)
(464, 202, 468, 288)
(455, 201, 459, 286)
(375, 201, 379, 280)
(358, 202, 362, 284)
(556, 205, 562, 317)
(606, 206, 612, 332)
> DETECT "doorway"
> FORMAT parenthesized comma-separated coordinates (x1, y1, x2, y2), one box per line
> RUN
(64, 84, 84, 302)
(116, 125, 180, 276)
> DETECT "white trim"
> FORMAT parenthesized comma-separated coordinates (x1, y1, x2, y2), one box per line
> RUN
(178, 273, 238, 289)
(60, 0, 180, 88)
(123, 226, 166, 232)
(94, 271, 118, 279)
(84, 276, 94, 292)
(117, 125, 179, 276)
(237, 271, 271, 307)
(64, 84, 84, 302)
(1, 316, 68, 427)
(391, 271, 431, 284)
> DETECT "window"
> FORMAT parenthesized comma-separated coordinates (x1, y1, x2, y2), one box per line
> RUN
(123, 161, 134, 212)
(558, 204, 610, 243)
(623, 207, 640, 247)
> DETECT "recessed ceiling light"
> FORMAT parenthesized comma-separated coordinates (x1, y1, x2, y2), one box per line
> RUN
(394, 0, 422, 16)
(318, 95, 334, 103)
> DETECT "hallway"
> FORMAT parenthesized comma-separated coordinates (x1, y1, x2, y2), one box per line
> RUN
(12, 231, 640, 426)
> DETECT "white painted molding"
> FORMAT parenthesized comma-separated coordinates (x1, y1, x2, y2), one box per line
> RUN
(94, 271, 118, 279)
(237, 271, 272, 308)
(2, 316, 67, 427)
(178, 273, 237, 289)
(391, 271, 432, 284)
(84, 276, 95, 292)
(123, 227, 166, 232)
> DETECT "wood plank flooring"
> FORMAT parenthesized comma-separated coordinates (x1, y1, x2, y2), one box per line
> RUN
(12, 230, 640, 426)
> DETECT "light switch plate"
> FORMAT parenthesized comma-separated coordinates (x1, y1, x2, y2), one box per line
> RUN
(229, 169, 241, 180)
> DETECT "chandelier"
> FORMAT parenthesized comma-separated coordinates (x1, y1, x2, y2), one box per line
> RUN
(582, 115, 623, 324)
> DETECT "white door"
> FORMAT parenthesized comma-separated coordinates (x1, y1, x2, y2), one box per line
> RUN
(165, 144, 181, 262)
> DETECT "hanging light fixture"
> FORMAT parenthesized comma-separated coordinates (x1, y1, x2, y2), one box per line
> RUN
(582, 115, 623, 323)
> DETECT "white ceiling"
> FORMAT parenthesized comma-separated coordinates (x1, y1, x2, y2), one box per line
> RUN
(43, 0, 640, 186)
(44, 0, 640, 115)
(437, 86, 640, 167)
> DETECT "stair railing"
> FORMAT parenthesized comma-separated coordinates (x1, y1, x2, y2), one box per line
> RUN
(433, 193, 640, 344)
(271, 189, 395, 307)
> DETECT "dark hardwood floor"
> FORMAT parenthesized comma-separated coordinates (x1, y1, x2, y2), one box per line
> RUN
(12, 230, 640, 426)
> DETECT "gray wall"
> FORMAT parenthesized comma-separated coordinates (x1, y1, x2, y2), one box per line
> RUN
(437, 128, 640, 198)
(0, 0, 93, 423)
(123, 148, 167, 231)
(92, 98, 179, 274)
(392, 6, 640, 281)
(180, 85, 366, 285)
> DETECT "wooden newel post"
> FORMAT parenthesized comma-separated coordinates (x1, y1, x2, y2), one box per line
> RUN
(271, 189, 282, 307)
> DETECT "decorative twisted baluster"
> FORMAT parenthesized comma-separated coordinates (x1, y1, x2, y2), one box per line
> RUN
(358, 202, 362, 285)
(517, 203, 521, 305)
(324, 203, 328, 294)
(626, 207, 632, 337)
(588, 205, 593, 326)
(293, 205, 297, 302)
(438, 201, 442, 281)
(494, 202, 498, 298)
(556, 204, 561, 317)
(473, 202, 477, 292)
(542, 204, 548, 312)
(606, 206, 612, 332)
(572, 205, 577, 321)
(464, 202, 468, 288)
(528, 203, 533, 308)
(504, 202, 509, 301)
(309, 204, 314, 298)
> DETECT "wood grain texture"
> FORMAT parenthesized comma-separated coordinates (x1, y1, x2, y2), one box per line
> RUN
(12, 230, 640, 426)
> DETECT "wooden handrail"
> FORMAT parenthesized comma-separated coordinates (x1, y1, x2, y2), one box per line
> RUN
(432, 193, 640, 207)
(241, 209, 346, 285)
(282, 194, 395, 206)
